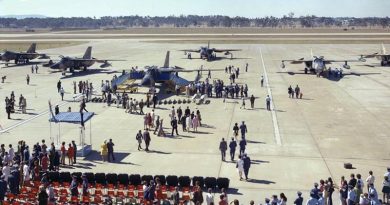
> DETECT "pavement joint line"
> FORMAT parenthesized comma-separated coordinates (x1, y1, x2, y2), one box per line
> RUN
(259, 48, 282, 146)
(0, 100, 70, 134)
(217, 99, 237, 178)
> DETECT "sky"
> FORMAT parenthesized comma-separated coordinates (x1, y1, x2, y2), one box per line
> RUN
(0, 0, 389, 18)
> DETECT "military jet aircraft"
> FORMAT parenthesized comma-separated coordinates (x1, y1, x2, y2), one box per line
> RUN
(359, 44, 390, 66)
(0, 43, 50, 66)
(280, 50, 361, 76)
(46, 46, 123, 74)
(179, 41, 241, 61)
(123, 51, 222, 88)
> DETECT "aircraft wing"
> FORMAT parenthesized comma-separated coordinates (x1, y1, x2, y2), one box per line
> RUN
(95, 59, 126, 63)
(213, 49, 242, 53)
(323, 59, 362, 64)
(178, 49, 201, 53)
(281, 59, 310, 64)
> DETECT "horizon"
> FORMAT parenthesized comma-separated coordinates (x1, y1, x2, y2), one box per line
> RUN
(0, 0, 389, 18)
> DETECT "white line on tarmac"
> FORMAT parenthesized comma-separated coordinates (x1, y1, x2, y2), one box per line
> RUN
(0, 101, 70, 134)
(259, 48, 282, 146)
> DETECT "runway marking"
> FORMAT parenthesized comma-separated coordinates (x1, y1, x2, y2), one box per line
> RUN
(0, 100, 70, 134)
(260, 48, 282, 146)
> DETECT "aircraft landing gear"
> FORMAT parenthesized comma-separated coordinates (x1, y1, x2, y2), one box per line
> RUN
(83, 66, 88, 71)
(304, 67, 308, 74)
(381, 61, 387, 66)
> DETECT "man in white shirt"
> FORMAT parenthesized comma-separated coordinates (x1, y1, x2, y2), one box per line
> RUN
(366, 171, 375, 192)
(347, 185, 356, 205)
(384, 167, 390, 178)
(205, 188, 214, 205)
(8, 144, 14, 162)
(1, 163, 10, 182)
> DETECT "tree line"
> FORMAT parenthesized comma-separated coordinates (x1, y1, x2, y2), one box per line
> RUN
(0, 15, 389, 29)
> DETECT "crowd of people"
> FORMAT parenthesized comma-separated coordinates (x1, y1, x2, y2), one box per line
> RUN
(4, 91, 27, 119)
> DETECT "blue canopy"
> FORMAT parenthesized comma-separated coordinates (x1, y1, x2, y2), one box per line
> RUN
(49, 112, 94, 123)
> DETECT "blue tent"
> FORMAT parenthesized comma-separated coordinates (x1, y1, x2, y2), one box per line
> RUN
(49, 112, 94, 123)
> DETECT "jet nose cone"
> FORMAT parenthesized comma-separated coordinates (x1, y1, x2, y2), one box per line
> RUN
(50, 62, 61, 69)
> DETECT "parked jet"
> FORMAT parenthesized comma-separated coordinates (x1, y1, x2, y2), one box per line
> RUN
(123, 51, 222, 88)
(359, 44, 390, 66)
(46, 47, 122, 74)
(179, 41, 241, 61)
(0, 43, 49, 66)
(281, 50, 361, 76)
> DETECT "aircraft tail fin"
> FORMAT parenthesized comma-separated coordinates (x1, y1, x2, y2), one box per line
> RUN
(381, 43, 386, 54)
(310, 48, 314, 58)
(83, 46, 92, 59)
(207, 41, 210, 49)
(27, 43, 36, 53)
(163, 51, 170, 67)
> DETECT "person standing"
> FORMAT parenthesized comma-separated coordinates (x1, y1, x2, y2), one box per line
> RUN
(152, 94, 158, 109)
(180, 115, 186, 132)
(100, 141, 108, 162)
(261, 75, 264, 87)
(219, 138, 227, 161)
(243, 154, 251, 180)
(250, 95, 255, 109)
(177, 107, 183, 124)
(205, 188, 214, 205)
(60, 87, 65, 101)
(26, 74, 30, 85)
(143, 129, 151, 151)
(136, 130, 143, 150)
(60, 142, 66, 165)
(107, 139, 115, 162)
(229, 138, 237, 161)
(38, 185, 49, 205)
(70, 176, 79, 197)
(294, 191, 304, 205)
(266, 95, 271, 111)
(171, 117, 179, 136)
(236, 155, 244, 180)
(245, 63, 248, 72)
(153, 116, 160, 135)
(35, 65, 39, 73)
(71, 140, 77, 164)
(139, 99, 144, 115)
(366, 171, 375, 192)
(57, 80, 61, 93)
(67, 143, 74, 165)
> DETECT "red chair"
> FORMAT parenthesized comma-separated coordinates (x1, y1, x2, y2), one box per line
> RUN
(117, 190, 125, 201)
(93, 195, 103, 204)
(127, 189, 135, 198)
(59, 188, 68, 196)
(58, 195, 68, 203)
(94, 189, 103, 196)
(62, 182, 70, 188)
(107, 189, 115, 198)
(52, 182, 60, 188)
(127, 185, 135, 192)
(82, 195, 91, 203)
(6, 193, 16, 201)
(71, 196, 79, 203)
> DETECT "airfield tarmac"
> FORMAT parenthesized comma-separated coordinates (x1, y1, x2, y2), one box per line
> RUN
(0, 37, 389, 203)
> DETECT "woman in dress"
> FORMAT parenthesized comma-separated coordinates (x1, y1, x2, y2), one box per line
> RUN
(196, 109, 202, 126)
(382, 176, 390, 204)
(236, 155, 244, 180)
(192, 115, 199, 132)
(100, 140, 108, 162)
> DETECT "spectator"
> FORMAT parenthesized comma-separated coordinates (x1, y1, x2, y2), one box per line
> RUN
(279, 193, 287, 205)
(365, 171, 375, 192)
(240, 121, 247, 139)
(266, 95, 271, 111)
(100, 140, 108, 162)
(67, 143, 74, 165)
(136, 130, 143, 151)
(171, 186, 180, 205)
(70, 176, 79, 196)
(239, 139, 246, 155)
(294, 191, 303, 205)
(82, 174, 89, 196)
(193, 181, 204, 204)
(206, 188, 214, 205)
(143, 129, 151, 151)
(250, 95, 255, 109)
(306, 192, 318, 205)
(382, 176, 390, 204)
(38, 185, 48, 205)
(107, 139, 115, 162)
